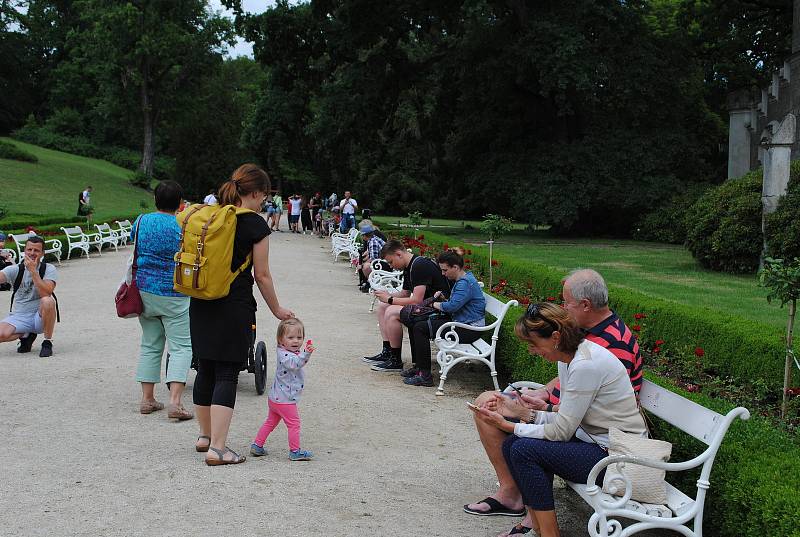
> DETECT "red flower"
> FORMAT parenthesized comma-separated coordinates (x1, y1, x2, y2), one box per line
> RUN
(694, 347, 705, 357)
(519, 297, 531, 305)
(655, 339, 664, 346)
(652, 347, 660, 353)
(464, 258, 472, 263)
(632, 325, 641, 331)
(418, 234, 424, 240)
(499, 279, 508, 286)
(787, 387, 800, 396)
(546, 296, 556, 302)
(491, 259, 499, 266)
(686, 384, 700, 393)
(443, 243, 449, 249)
(466, 249, 472, 255)
(464, 264, 471, 269)
(633, 313, 646, 320)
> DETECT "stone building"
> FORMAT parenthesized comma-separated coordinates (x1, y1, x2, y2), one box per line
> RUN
(727, 0, 800, 179)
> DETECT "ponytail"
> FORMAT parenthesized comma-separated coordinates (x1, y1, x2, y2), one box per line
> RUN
(217, 164, 271, 207)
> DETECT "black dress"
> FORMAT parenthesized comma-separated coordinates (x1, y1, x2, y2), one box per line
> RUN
(189, 212, 271, 364)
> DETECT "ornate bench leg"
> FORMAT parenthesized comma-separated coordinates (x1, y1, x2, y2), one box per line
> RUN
(435, 373, 447, 396)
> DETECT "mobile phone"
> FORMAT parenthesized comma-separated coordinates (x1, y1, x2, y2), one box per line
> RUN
(466, 402, 479, 410)
(507, 384, 524, 397)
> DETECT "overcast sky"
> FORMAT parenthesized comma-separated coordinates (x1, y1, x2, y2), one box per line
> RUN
(208, 0, 276, 58)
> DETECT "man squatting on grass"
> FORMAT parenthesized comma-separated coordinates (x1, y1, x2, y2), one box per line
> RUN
(362, 239, 449, 372)
(0, 236, 58, 357)
(463, 269, 644, 529)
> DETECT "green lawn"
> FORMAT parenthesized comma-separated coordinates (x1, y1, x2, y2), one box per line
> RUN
(409, 227, 789, 331)
(375, 215, 532, 230)
(0, 137, 152, 222)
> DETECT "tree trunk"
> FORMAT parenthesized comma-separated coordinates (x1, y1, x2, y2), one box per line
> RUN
(782, 299, 796, 418)
(139, 66, 155, 179)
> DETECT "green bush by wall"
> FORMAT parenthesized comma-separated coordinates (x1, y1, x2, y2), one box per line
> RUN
(0, 139, 38, 163)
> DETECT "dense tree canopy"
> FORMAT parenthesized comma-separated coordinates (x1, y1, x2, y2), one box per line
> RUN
(1, 0, 792, 231)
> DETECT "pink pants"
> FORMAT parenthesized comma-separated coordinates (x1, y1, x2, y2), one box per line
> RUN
(254, 400, 301, 451)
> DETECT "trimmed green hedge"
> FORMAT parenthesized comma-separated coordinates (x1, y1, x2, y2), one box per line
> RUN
(386, 225, 800, 537)
(0, 139, 38, 163)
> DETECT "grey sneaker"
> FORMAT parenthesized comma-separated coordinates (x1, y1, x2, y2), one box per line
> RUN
(403, 371, 434, 387)
(400, 367, 420, 378)
(370, 359, 403, 372)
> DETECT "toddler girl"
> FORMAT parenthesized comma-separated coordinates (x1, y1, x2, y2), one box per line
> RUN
(250, 318, 315, 460)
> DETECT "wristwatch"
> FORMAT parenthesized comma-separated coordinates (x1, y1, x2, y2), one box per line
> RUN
(546, 403, 554, 412)
(388, 296, 394, 305)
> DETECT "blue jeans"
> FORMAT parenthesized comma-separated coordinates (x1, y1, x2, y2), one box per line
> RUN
(340, 213, 355, 233)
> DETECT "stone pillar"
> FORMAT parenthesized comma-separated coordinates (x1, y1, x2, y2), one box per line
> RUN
(760, 113, 796, 260)
(727, 90, 754, 178)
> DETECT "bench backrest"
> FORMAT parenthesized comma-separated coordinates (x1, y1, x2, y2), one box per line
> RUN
(484, 293, 510, 319)
(639, 380, 724, 445)
(95, 223, 112, 233)
(61, 226, 84, 237)
(116, 219, 132, 228)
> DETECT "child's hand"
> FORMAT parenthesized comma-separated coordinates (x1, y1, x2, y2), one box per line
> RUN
(305, 339, 316, 353)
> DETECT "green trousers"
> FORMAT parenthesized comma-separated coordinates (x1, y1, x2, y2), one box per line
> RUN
(136, 291, 192, 384)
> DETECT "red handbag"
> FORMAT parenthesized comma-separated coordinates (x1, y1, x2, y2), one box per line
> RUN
(115, 218, 143, 318)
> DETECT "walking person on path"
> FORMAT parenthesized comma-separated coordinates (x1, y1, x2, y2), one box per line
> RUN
(250, 318, 315, 461)
(271, 191, 283, 232)
(130, 180, 194, 420)
(338, 191, 357, 233)
(191, 164, 294, 465)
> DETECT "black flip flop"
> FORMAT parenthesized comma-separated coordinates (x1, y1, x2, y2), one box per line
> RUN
(507, 523, 532, 535)
(463, 497, 526, 517)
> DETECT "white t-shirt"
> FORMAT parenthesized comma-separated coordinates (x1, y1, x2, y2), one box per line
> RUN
(203, 194, 218, 205)
(82, 190, 91, 203)
(2, 262, 58, 314)
(289, 198, 302, 216)
(339, 198, 358, 214)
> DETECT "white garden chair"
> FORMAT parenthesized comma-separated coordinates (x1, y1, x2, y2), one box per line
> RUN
(94, 223, 120, 252)
(366, 259, 404, 312)
(115, 219, 133, 246)
(9, 232, 63, 265)
(60, 226, 98, 259)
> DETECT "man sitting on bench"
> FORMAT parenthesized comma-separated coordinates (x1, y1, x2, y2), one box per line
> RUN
(361, 239, 449, 373)
(0, 236, 59, 357)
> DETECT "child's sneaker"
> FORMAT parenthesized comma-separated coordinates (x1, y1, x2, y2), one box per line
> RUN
(250, 443, 267, 457)
(289, 449, 313, 461)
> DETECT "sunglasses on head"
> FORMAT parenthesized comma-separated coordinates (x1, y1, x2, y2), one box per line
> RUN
(525, 303, 558, 333)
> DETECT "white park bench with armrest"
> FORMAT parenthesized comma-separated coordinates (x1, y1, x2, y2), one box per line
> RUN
(510, 378, 750, 537)
(331, 227, 360, 263)
(94, 223, 120, 252)
(1, 248, 17, 264)
(366, 259, 404, 312)
(60, 226, 97, 259)
(434, 293, 518, 396)
(115, 220, 133, 246)
(10, 232, 63, 265)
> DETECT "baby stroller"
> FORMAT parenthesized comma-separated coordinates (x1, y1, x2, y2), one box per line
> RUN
(167, 320, 269, 395)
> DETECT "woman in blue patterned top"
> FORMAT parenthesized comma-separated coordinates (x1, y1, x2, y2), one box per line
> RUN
(130, 180, 193, 421)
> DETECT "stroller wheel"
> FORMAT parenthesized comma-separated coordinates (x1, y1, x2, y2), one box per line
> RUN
(254, 341, 268, 395)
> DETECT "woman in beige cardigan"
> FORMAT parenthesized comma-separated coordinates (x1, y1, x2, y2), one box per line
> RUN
(470, 302, 646, 537)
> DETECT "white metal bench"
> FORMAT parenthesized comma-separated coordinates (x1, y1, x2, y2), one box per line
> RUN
(9, 232, 63, 265)
(94, 223, 120, 252)
(367, 259, 404, 312)
(115, 219, 133, 246)
(434, 292, 518, 396)
(60, 226, 102, 259)
(511, 378, 750, 537)
(1, 248, 17, 264)
(331, 227, 360, 263)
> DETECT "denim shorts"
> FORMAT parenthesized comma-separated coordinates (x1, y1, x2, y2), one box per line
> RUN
(1, 311, 44, 334)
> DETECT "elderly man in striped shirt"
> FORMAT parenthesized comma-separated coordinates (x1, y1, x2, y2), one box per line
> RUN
(463, 268, 644, 529)
(357, 224, 386, 292)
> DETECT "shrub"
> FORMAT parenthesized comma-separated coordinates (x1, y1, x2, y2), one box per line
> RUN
(633, 184, 711, 244)
(130, 170, 153, 189)
(765, 161, 800, 261)
(44, 108, 83, 137)
(684, 172, 762, 273)
(0, 139, 38, 163)
(384, 225, 800, 537)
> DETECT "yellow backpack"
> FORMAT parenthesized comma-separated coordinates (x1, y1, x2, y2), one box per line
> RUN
(173, 204, 254, 300)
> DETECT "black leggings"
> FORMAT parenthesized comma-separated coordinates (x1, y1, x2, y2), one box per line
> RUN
(193, 359, 241, 409)
(408, 318, 483, 372)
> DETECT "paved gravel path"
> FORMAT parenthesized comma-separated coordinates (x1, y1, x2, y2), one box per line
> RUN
(1, 220, 600, 536)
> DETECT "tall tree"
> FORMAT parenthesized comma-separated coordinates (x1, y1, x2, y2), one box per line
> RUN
(67, 0, 233, 177)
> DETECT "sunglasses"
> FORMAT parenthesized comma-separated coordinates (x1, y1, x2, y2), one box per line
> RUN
(525, 303, 558, 333)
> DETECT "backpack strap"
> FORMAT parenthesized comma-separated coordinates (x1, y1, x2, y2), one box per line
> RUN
(175, 204, 206, 289)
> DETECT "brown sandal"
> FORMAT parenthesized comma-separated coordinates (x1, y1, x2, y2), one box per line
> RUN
(205, 446, 246, 466)
(195, 436, 211, 452)
(167, 404, 194, 421)
(140, 400, 165, 414)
